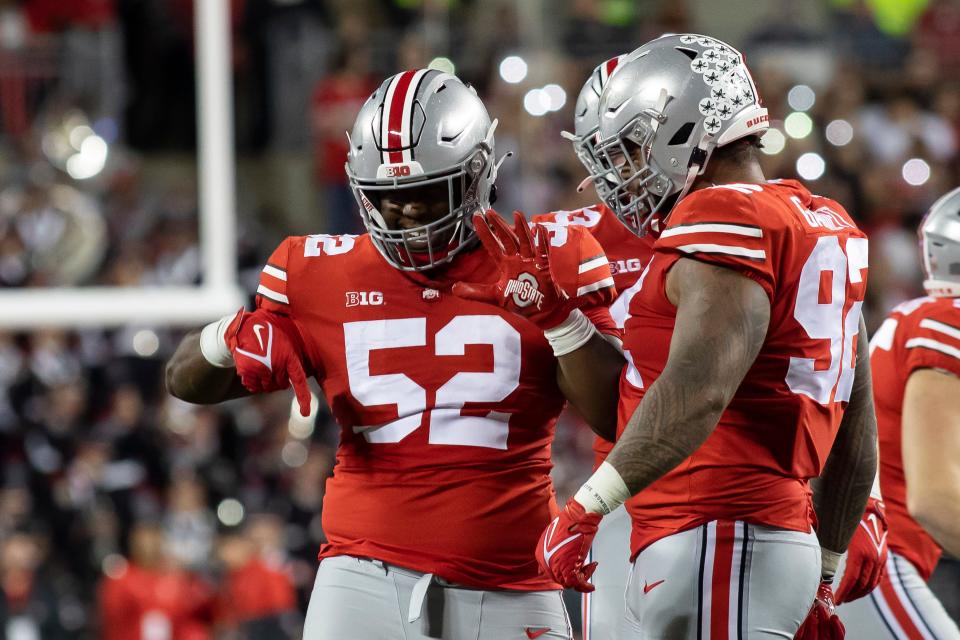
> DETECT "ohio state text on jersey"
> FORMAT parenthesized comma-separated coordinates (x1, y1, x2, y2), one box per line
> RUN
(617, 180, 868, 557)
(870, 296, 960, 580)
(255, 227, 616, 590)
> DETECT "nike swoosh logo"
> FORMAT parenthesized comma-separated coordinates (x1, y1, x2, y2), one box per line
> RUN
(526, 628, 551, 639)
(541, 517, 582, 565)
(643, 579, 665, 594)
(253, 323, 266, 351)
(235, 321, 273, 371)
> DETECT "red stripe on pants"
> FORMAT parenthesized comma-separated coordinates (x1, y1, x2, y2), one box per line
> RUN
(710, 521, 736, 640)
(878, 572, 925, 639)
(387, 70, 415, 163)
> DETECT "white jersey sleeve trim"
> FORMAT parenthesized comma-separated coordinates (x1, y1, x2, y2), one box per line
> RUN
(262, 265, 287, 281)
(676, 243, 766, 260)
(918, 318, 960, 342)
(578, 256, 609, 274)
(257, 284, 289, 304)
(905, 337, 960, 360)
(660, 223, 763, 239)
(577, 277, 615, 297)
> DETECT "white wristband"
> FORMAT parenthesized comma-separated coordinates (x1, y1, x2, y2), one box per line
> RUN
(543, 309, 598, 357)
(199, 313, 236, 368)
(820, 547, 845, 580)
(574, 461, 631, 515)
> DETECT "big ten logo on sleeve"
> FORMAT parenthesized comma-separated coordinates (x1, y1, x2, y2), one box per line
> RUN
(346, 291, 385, 307)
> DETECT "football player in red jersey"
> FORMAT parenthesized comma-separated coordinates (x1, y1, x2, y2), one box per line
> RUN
(469, 35, 878, 638)
(531, 55, 656, 640)
(836, 189, 960, 639)
(165, 69, 624, 640)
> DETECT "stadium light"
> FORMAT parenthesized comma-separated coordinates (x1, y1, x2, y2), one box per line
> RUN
(760, 128, 786, 155)
(902, 158, 931, 186)
(796, 152, 826, 180)
(523, 88, 551, 116)
(543, 84, 567, 111)
(428, 57, 455, 74)
(784, 112, 813, 139)
(825, 119, 854, 146)
(499, 56, 528, 84)
(787, 85, 816, 112)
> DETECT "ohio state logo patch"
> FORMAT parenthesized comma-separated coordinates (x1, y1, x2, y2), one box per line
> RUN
(504, 273, 544, 309)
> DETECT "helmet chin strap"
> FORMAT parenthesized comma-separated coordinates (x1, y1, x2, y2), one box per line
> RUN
(675, 130, 715, 209)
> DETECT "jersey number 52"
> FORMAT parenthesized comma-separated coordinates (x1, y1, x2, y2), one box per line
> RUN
(343, 315, 521, 449)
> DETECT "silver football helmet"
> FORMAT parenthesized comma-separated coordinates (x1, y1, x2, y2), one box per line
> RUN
(346, 69, 500, 271)
(921, 186, 960, 297)
(564, 55, 626, 199)
(596, 34, 769, 233)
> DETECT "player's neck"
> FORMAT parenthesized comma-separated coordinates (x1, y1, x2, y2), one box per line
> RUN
(690, 157, 765, 193)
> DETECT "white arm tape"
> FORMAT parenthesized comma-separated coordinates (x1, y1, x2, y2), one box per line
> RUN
(544, 308, 598, 357)
(574, 461, 632, 515)
(199, 313, 236, 368)
(820, 547, 845, 579)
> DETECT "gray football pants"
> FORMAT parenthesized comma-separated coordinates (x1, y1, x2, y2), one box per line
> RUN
(581, 504, 632, 640)
(302, 555, 572, 639)
(837, 552, 960, 639)
(619, 520, 821, 639)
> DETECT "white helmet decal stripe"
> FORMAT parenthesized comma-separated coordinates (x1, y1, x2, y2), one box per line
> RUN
(380, 72, 405, 164)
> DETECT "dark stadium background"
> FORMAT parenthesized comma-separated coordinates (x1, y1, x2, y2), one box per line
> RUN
(0, 0, 958, 637)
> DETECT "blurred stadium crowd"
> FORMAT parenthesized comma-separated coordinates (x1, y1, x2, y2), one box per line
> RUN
(1, 0, 960, 637)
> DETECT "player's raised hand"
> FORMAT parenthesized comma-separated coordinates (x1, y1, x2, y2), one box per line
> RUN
(795, 581, 845, 640)
(225, 308, 312, 417)
(453, 210, 574, 330)
(535, 497, 602, 592)
(835, 497, 888, 604)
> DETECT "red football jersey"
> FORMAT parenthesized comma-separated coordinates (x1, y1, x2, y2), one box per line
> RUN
(255, 225, 616, 590)
(533, 202, 655, 467)
(617, 180, 868, 557)
(869, 296, 960, 580)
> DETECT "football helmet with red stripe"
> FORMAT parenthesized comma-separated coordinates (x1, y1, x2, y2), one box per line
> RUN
(565, 55, 626, 205)
(346, 69, 500, 272)
(595, 34, 768, 234)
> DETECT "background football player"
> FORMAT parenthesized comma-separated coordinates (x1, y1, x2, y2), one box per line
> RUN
(165, 69, 625, 639)
(531, 54, 655, 640)
(837, 188, 960, 639)
(470, 34, 878, 638)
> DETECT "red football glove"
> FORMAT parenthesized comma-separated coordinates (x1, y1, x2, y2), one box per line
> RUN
(835, 497, 888, 604)
(452, 210, 574, 330)
(535, 498, 602, 592)
(795, 581, 845, 640)
(225, 308, 312, 417)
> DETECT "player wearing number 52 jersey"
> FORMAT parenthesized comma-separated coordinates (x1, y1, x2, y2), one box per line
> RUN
(515, 35, 878, 639)
(838, 188, 960, 639)
(166, 70, 622, 640)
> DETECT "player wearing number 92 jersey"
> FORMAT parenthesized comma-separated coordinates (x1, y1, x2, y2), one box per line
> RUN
(620, 179, 868, 551)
